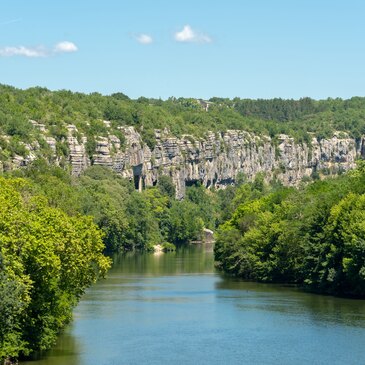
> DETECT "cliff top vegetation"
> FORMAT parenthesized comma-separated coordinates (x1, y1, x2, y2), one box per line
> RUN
(2, 84, 365, 153)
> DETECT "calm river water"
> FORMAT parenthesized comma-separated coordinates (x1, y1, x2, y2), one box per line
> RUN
(23, 244, 365, 365)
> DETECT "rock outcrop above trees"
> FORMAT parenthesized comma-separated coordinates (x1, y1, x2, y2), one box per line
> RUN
(3, 122, 362, 198)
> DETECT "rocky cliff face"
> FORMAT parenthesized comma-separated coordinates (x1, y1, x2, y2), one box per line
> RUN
(5, 122, 364, 198)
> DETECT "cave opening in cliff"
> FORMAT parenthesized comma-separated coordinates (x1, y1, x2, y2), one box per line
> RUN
(185, 179, 202, 188)
(215, 178, 235, 189)
(213, 173, 218, 186)
(132, 164, 143, 191)
(133, 175, 140, 190)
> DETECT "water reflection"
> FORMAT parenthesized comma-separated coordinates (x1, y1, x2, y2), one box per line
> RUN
(22, 243, 365, 365)
(110, 243, 215, 276)
(216, 277, 365, 327)
(21, 329, 81, 365)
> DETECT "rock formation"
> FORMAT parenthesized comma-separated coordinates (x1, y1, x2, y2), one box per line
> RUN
(4, 121, 364, 198)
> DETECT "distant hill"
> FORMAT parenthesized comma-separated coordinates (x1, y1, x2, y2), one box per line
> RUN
(1, 84, 365, 197)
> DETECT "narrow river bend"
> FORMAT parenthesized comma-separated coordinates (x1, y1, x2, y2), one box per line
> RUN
(23, 244, 365, 365)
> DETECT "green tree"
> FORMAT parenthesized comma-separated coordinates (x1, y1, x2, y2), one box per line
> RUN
(0, 177, 110, 362)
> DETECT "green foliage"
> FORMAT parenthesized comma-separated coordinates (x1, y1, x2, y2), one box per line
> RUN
(168, 199, 204, 243)
(0, 177, 111, 362)
(215, 166, 365, 297)
(7, 138, 28, 157)
(111, 92, 130, 101)
(11, 163, 223, 253)
(161, 242, 176, 252)
(3, 116, 32, 138)
(123, 191, 161, 250)
(157, 175, 176, 198)
(55, 141, 70, 158)
(85, 135, 97, 159)
(3, 84, 365, 159)
(185, 183, 218, 230)
(49, 124, 68, 141)
(110, 128, 126, 150)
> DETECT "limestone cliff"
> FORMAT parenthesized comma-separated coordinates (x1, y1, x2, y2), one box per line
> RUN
(4, 121, 363, 198)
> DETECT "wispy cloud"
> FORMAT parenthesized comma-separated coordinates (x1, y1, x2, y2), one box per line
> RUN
(174, 25, 212, 44)
(0, 41, 78, 57)
(0, 46, 46, 57)
(134, 33, 153, 44)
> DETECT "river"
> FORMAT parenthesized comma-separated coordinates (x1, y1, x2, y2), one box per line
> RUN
(23, 244, 365, 365)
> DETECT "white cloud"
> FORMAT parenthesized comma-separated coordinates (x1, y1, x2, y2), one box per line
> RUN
(174, 25, 212, 43)
(0, 46, 46, 57)
(135, 34, 153, 45)
(54, 41, 78, 53)
(0, 41, 78, 57)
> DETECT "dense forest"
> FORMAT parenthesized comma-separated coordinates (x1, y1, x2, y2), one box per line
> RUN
(214, 162, 365, 298)
(2, 84, 365, 164)
(2, 84, 365, 363)
(0, 161, 228, 364)
(10, 162, 224, 251)
(0, 176, 110, 363)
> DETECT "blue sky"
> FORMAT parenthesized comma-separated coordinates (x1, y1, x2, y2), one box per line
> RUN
(1, 0, 365, 99)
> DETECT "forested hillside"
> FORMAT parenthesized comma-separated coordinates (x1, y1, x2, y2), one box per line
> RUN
(0, 159, 227, 363)
(214, 162, 365, 297)
(10, 162, 223, 252)
(2, 84, 365, 363)
(2, 83, 365, 161)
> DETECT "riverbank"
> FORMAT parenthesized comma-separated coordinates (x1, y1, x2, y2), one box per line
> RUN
(21, 245, 365, 365)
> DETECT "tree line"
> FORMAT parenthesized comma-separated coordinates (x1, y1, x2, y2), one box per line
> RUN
(0, 176, 110, 364)
(0, 159, 233, 363)
(2, 83, 365, 362)
(2, 84, 365, 163)
(214, 163, 365, 297)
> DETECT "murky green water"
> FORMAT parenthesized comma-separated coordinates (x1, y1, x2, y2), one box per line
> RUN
(23, 244, 365, 365)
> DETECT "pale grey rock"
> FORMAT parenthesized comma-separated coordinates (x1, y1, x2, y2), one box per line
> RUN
(103, 120, 111, 128)
(29, 120, 46, 132)
(45, 137, 57, 152)
(67, 125, 89, 175)
(5, 122, 363, 198)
